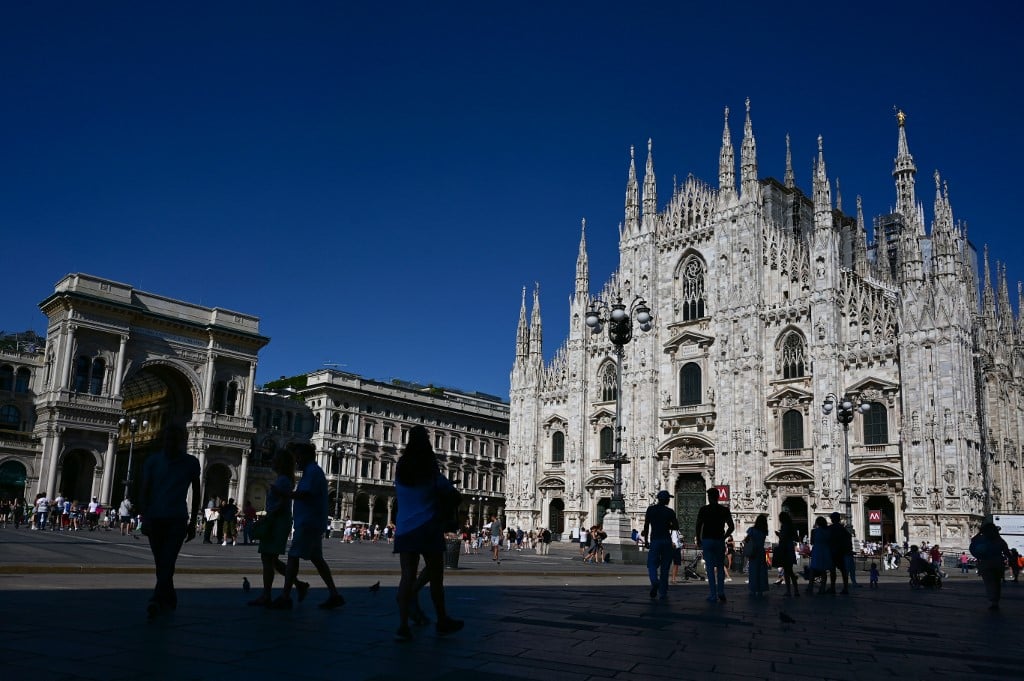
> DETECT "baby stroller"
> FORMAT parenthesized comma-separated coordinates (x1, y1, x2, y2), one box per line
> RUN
(909, 563, 942, 589)
(684, 552, 704, 581)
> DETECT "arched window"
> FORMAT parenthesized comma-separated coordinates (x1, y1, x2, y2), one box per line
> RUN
(551, 431, 565, 463)
(89, 358, 105, 395)
(253, 406, 261, 427)
(600, 364, 617, 402)
(599, 426, 614, 461)
(213, 381, 226, 413)
(73, 356, 90, 393)
(679, 256, 706, 321)
(313, 413, 321, 432)
(293, 414, 302, 432)
(15, 368, 30, 393)
(225, 382, 238, 415)
(680, 362, 701, 405)
(340, 414, 349, 435)
(863, 402, 888, 445)
(331, 412, 340, 433)
(0, 366, 12, 391)
(272, 410, 283, 429)
(780, 332, 806, 379)
(782, 409, 804, 450)
(285, 411, 293, 431)
(0, 404, 20, 430)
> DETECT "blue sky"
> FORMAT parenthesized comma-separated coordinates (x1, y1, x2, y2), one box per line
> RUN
(3, 2, 1021, 398)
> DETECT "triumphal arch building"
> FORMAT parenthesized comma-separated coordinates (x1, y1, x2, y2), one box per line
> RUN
(32, 273, 268, 507)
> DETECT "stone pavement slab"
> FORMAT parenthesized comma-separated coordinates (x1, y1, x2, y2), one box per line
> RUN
(1, 569, 1022, 681)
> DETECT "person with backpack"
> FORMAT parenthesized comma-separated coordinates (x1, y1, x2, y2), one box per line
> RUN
(970, 521, 1013, 610)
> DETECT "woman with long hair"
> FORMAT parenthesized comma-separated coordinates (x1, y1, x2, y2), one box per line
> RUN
(775, 511, 800, 597)
(745, 514, 770, 596)
(394, 425, 463, 642)
(249, 448, 310, 607)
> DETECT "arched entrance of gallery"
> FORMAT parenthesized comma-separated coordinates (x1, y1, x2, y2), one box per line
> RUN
(60, 450, 97, 502)
(548, 498, 565, 536)
(0, 460, 27, 501)
(780, 496, 810, 541)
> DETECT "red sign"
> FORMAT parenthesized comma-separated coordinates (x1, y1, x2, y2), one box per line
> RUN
(868, 509, 882, 523)
(716, 485, 730, 503)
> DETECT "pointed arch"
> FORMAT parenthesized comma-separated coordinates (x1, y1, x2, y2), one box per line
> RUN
(776, 327, 807, 379)
(674, 250, 707, 321)
(598, 360, 617, 402)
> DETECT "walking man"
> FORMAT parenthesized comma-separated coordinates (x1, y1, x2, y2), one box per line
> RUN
(643, 490, 679, 599)
(828, 512, 853, 594)
(137, 423, 201, 618)
(272, 442, 345, 610)
(695, 487, 734, 603)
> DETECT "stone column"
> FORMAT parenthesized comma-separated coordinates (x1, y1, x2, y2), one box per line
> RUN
(237, 449, 249, 506)
(100, 432, 117, 505)
(44, 428, 64, 498)
(367, 494, 377, 525)
(386, 496, 394, 526)
(198, 445, 208, 504)
(244, 361, 256, 418)
(113, 335, 128, 396)
(59, 323, 76, 390)
(203, 346, 216, 410)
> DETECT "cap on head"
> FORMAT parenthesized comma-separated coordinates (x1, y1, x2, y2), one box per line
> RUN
(656, 490, 673, 502)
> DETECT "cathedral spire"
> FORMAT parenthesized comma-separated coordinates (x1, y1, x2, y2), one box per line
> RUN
(853, 195, 868, 277)
(835, 178, 843, 213)
(575, 218, 589, 300)
(529, 283, 543, 361)
(784, 133, 795, 189)
(642, 138, 657, 220)
(983, 246, 996, 324)
(718, 106, 736, 200)
(625, 145, 639, 234)
(874, 222, 893, 282)
(515, 286, 529, 362)
(740, 98, 758, 199)
(999, 262, 1014, 334)
(931, 170, 957, 276)
(813, 135, 832, 219)
(892, 108, 918, 224)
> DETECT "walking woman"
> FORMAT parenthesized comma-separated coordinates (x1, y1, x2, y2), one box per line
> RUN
(745, 514, 770, 596)
(394, 425, 463, 642)
(808, 516, 833, 594)
(775, 511, 800, 597)
(249, 449, 310, 607)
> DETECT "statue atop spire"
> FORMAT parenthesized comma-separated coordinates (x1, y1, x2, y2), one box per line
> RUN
(718, 106, 735, 200)
(813, 135, 831, 216)
(740, 98, 758, 199)
(575, 218, 589, 300)
(643, 138, 657, 220)
(784, 133, 795, 189)
(625, 144, 639, 233)
(893, 107, 917, 221)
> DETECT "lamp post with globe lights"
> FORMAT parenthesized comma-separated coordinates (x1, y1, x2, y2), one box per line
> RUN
(118, 417, 148, 502)
(584, 295, 652, 563)
(821, 393, 870, 528)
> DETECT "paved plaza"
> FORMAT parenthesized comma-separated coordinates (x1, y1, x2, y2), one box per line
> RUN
(1, 527, 1022, 680)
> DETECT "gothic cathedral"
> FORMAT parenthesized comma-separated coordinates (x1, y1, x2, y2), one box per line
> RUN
(508, 102, 1019, 550)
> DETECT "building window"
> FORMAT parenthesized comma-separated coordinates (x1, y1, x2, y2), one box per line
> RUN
(435, 432, 444, 450)
(465, 439, 473, 455)
(314, 413, 321, 432)
(450, 435, 458, 451)
(213, 381, 226, 413)
(0, 404, 20, 430)
(253, 406, 261, 427)
(401, 427, 409, 445)
(781, 332, 806, 379)
(14, 368, 30, 393)
(331, 413, 340, 433)
(679, 256, 706, 321)
(293, 414, 303, 432)
(285, 411, 293, 431)
(600, 363, 617, 402)
(680, 362, 701, 405)
(225, 381, 238, 415)
(340, 414, 349, 435)
(480, 440, 488, 457)
(383, 425, 393, 442)
(863, 402, 888, 445)
(600, 426, 614, 461)
(364, 422, 374, 439)
(73, 356, 90, 393)
(0, 366, 12, 391)
(782, 409, 804, 450)
(272, 410, 282, 429)
(360, 459, 372, 478)
(551, 431, 565, 463)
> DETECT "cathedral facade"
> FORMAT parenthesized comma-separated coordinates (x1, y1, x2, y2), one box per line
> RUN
(508, 104, 1018, 550)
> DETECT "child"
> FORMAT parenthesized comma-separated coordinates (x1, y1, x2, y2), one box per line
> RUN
(869, 562, 879, 589)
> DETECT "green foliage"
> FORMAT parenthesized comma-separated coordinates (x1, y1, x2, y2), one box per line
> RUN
(262, 375, 308, 391)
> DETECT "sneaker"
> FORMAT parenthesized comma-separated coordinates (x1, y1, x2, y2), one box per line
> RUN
(268, 596, 293, 610)
(296, 581, 310, 603)
(436, 617, 464, 635)
(318, 594, 346, 610)
(221, 541, 228, 546)
(706, 595, 718, 602)
(394, 625, 413, 642)
(232, 541, 237, 546)
(718, 594, 727, 603)
(725, 578, 733, 582)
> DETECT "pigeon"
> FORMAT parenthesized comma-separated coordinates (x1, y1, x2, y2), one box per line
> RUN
(242, 577, 251, 593)
(369, 581, 381, 594)
(779, 611, 796, 624)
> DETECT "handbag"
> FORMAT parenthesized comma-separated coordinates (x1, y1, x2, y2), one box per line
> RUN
(435, 477, 463, 533)
(250, 509, 279, 541)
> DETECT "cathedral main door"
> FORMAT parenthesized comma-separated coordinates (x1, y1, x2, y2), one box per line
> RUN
(674, 474, 706, 543)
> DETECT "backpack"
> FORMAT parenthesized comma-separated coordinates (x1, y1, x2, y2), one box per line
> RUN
(970, 534, 999, 561)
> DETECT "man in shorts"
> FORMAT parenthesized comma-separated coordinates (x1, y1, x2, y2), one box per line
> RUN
(695, 487, 735, 603)
(271, 442, 345, 610)
(488, 514, 503, 564)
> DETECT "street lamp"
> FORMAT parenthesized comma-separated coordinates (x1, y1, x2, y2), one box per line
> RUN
(472, 495, 488, 529)
(821, 393, 870, 528)
(584, 295, 652, 512)
(326, 444, 348, 520)
(118, 417, 148, 502)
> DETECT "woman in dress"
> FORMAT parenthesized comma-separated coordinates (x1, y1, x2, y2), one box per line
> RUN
(808, 516, 833, 595)
(394, 425, 463, 642)
(775, 511, 800, 597)
(745, 514, 769, 596)
(249, 449, 310, 607)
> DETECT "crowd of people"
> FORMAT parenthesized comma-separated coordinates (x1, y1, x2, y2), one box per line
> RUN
(0, 494, 137, 534)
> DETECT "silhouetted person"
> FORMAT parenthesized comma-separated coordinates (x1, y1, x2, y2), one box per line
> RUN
(137, 423, 200, 618)
(971, 520, 1013, 610)
(695, 488, 734, 603)
(827, 511, 852, 594)
(643, 490, 679, 600)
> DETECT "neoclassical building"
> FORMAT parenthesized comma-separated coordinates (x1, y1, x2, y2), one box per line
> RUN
(508, 105, 1016, 550)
